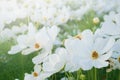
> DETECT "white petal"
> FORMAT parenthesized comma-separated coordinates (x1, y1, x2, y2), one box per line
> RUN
(55, 48, 68, 62)
(8, 45, 23, 54)
(22, 48, 35, 55)
(28, 23, 36, 35)
(65, 38, 90, 58)
(37, 72, 53, 80)
(94, 60, 109, 68)
(93, 37, 114, 54)
(65, 62, 74, 71)
(101, 21, 120, 35)
(112, 39, 120, 51)
(99, 51, 112, 61)
(34, 65, 41, 73)
(47, 25, 60, 41)
(80, 59, 93, 70)
(24, 73, 34, 80)
(81, 29, 94, 48)
(32, 52, 49, 64)
(17, 35, 28, 48)
(101, 38, 115, 53)
(36, 27, 50, 47)
(93, 37, 107, 53)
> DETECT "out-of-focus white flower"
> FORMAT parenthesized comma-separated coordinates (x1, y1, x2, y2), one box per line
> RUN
(64, 30, 114, 71)
(0, 28, 15, 42)
(0, 22, 4, 33)
(92, 0, 118, 14)
(8, 23, 60, 55)
(68, 0, 92, 20)
(0, 0, 28, 25)
(11, 25, 28, 35)
(0, 24, 28, 42)
(31, 6, 70, 26)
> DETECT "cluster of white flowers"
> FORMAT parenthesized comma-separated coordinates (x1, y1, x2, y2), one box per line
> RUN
(98, 11, 120, 71)
(0, 0, 120, 80)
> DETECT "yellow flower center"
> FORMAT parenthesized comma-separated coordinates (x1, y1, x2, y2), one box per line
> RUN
(62, 18, 65, 22)
(34, 43, 40, 49)
(43, 16, 47, 21)
(91, 51, 99, 60)
(74, 34, 82, 40)
(33, 72, 38, 77)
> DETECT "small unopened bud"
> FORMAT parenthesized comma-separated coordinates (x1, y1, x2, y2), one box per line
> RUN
(93, 17, 100, 24)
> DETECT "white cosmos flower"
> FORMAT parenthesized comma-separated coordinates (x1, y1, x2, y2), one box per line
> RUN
(99, 11, 120, 38)
(0, 28, 15, 42)
(31, 6, 70, 26)
(24, 64, 41, 80)
(24, 64, 50, 80)
(110, 39, 120, 70)
(67, 0, 92, 20)
(32, 25, 60, 64)
(11, 25, 28, 35)
(0, 24, 28, 42)
(42, 48, 67, 77)
(63, 30, 94, 72)
(0, 0, 27, 24)
(25, 48, 67, 80)
(64, 30, 115, 71)
(8, 23, 60, 55)
(92, 0, 117, 14)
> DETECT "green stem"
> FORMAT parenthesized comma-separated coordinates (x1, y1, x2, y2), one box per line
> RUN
(65, 72, 70, 78)
(118, 70, 120, 80)
(91, 69, 93, 80)
(77, 69, 81, 80)
(69, 72, 73, 78)
(87, 71, 90, 80)
(51, 75, 54, 80)
(94, 68, 97, 80)
(106, 71, 108, 80)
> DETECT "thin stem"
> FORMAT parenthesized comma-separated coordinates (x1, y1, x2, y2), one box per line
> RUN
(87, 71, 89, 80)
(65, 72, 70, 78)
(94, 68, 97, 80)
(91, 69, 93, 80)
(118, 70, 120, 80)
(77, 70, 80, 80)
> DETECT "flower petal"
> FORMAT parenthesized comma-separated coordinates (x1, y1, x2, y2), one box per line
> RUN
(8, 45, 23, 54)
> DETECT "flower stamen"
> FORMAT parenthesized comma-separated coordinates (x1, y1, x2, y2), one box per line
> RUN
(34, 43, 40, 49)
(74, 34, 82, 40)
(33, 72, 38, 77)
(91, 51, 99, 60)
